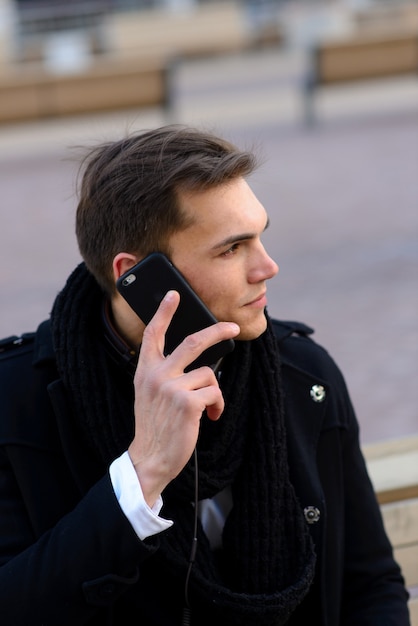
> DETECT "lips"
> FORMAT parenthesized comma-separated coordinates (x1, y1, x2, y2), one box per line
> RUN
(245, 292, 267, 307)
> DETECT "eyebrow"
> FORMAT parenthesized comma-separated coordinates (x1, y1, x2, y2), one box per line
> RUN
(211, 216, 270, 251)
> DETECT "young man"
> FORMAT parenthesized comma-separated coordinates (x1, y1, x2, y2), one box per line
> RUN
(0, 126, 410, 625)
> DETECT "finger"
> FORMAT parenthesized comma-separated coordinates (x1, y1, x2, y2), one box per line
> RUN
(194, 376, 226, 421)
(175, 368, 225, 422)
(169, 321, 240, 374)
(193, 385, 225, 422)
(140, 290, 180, 361)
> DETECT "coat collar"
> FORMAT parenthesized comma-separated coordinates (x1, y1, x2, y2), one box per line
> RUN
(33, 319, 55, 366)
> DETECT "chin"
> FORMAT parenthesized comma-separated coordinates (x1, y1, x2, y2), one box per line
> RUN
(237, 315, 268, 341)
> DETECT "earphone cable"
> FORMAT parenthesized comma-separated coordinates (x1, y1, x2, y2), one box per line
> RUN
(182, 446, 199, 624)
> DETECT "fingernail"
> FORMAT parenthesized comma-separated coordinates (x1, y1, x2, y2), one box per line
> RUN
(164, 290, 176, 301)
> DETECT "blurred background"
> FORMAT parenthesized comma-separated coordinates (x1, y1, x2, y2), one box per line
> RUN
(0, 0, 417, 445)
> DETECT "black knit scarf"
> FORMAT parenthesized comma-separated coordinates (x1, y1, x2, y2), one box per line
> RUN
(51, 263, 315, 625)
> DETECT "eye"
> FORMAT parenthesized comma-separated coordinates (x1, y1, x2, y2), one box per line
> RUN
(221, 243, 240, 257)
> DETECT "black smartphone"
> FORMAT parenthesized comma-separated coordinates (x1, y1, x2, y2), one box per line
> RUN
(116, 252, 235, 371)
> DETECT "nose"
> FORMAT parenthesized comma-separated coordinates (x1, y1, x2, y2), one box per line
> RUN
(248, 243, 279, 283)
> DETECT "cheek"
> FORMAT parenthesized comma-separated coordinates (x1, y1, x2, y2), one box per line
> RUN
(198, 283, 225, 311)
(177, 259, 239, 318)
(193, 276, 233, 318)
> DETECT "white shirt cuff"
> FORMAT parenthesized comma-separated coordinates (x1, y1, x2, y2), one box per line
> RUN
(109, 450, 173, 540)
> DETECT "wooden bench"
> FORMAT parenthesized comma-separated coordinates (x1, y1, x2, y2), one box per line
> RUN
(303, 31, 418, 124)
(363, 434, 418, 625)
(0, 1, 283, 125)
(0, 55, 169, 124)
(102, 2, 281, 61)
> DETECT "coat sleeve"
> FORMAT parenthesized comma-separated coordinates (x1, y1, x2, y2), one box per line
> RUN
(276, 322, 411, 625)
(312, 343, 411, 626)
(338, 397, 411, 625)
(0, 456, 158, 626)
(0, 338, 160, 626)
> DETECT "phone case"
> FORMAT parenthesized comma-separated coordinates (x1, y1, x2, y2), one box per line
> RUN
(116, 253, 235, 370)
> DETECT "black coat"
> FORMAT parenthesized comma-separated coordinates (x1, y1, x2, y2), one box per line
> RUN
(0, 318, 410, 625)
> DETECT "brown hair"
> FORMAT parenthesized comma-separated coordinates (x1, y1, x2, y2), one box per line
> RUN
(76, 125, 258, 294)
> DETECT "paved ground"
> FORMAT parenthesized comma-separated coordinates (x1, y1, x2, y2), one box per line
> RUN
(0, 46, 417, 445)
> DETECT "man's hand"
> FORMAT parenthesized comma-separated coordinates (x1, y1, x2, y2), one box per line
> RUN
(128, 290, 240, 508)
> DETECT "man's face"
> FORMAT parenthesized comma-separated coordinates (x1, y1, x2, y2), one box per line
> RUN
(168, 177, 279, 341)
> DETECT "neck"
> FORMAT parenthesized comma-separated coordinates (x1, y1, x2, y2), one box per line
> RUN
(110, 293, 145, 349)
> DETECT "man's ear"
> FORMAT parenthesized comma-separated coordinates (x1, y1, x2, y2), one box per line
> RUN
(112, 253, 139, 282)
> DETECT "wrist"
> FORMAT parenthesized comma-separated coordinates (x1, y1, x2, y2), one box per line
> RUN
(127, 447, 169, 508)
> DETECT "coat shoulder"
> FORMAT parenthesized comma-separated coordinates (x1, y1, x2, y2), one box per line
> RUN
(0, 332, 36, 359)
(0, 319, 54, 381)
(271, 318, 338, 371)
(270, 319, 315, 340)
(271, 318, 353, 425)
(0, 320, 58, 445)
(271, 318, 332, 374)
(0, 331, 38, 388)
